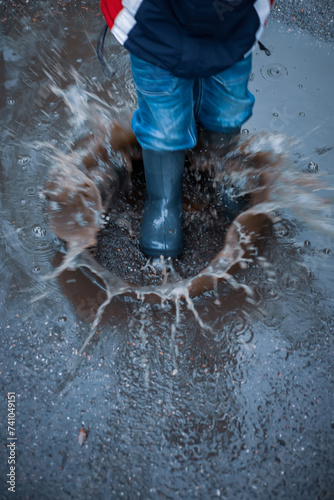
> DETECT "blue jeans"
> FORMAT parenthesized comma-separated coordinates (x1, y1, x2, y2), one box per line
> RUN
(130, 53, 255, 151)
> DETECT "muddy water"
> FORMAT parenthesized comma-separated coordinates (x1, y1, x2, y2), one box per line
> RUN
(1, 3, 334, 500)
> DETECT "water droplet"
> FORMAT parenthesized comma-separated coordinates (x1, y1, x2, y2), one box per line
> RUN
(307, 162, 319, 173)
(242, 129, 249, 135)
(273, 112, 279, 117)
(323, 248, 331, 255)
(304, 240, 311, 247)
(249, 72, 254, 82)
(58, 316, 68, 323)
(20, 199, 27, 206)
(32, 265, 41, 273)
(26, 187, 35, 196)
(260, 64, 289, 83)
(6, 98, 16, 105)
(299, 112, 305, 116)
(18, 155, 31, 165)
(298, 84, 303, 88)
(76, 58, 82, 63)
(255, 89, 260, 93)
(32, 225, 46, 237)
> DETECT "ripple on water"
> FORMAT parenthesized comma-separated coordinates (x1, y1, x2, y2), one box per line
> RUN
(212, 311, 254, 345)
(11, 224, 56, 265)
(260, 63, 289, 83)
(272, 219, 300, 240)
(26, 186, 36, 196)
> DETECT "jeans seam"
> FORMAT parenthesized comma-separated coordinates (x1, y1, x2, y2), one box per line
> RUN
(194, 78, 203, 120)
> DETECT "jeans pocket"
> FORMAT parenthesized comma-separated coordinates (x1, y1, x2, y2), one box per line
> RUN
(130, 54, 179, 96)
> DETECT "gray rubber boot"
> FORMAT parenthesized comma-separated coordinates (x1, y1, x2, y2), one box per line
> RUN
(199, 128, 240, 149)
(200, 128, 250, 218)
(140, 149, 185, 258)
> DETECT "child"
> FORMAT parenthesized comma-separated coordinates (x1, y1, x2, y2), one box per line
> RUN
(100, 0, 273, 257)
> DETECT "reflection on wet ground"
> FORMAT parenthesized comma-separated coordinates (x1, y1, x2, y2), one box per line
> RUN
(0, 3, 334, 499)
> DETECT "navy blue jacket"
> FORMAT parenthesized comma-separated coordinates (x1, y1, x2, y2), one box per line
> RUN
(101, 0, 272, 78)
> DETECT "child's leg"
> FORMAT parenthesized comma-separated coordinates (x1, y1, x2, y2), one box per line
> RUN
(195, 54, 254, 134)
(129, 54, 196, 257)
(194, 55, 254, 218)
(130, 54, 197, 151)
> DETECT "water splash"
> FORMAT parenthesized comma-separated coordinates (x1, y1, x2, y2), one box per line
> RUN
(37, 78, 334, 354)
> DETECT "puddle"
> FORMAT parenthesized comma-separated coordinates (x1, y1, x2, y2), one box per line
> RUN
(0, 3, 334, 499)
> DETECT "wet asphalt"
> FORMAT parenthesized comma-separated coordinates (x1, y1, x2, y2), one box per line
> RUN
(1, 1, 334, 499)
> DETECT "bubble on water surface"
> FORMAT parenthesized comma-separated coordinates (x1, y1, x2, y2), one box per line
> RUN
(307, 162, 319, 173)
(32, 225, 46, 237)
(18, 156, 31, 166)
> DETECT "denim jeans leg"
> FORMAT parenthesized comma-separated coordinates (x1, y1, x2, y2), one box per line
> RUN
(195, 55, 255, 133)
(130, 54, 197, 151)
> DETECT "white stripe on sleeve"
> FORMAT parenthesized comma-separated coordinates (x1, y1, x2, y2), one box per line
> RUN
(112, 0, 144, 45)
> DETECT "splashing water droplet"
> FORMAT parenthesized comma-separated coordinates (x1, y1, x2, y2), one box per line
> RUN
(307, 162, 319, 173)
(32, 265, 41, 273)
(299, 112, 305, 117)
(58, 316, 68, 323)
(32, 225, 46, 237)
(18, 155, 31, 166)
(323, 248, 331, 255)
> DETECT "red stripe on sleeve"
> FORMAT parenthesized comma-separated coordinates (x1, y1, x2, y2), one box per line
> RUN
(100, 0, 124, 29)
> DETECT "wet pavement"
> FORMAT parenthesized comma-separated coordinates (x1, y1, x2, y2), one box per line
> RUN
(1, 2, 334, 499)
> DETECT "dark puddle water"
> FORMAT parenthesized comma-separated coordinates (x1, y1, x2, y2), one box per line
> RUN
(1, 3, 334, 499)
